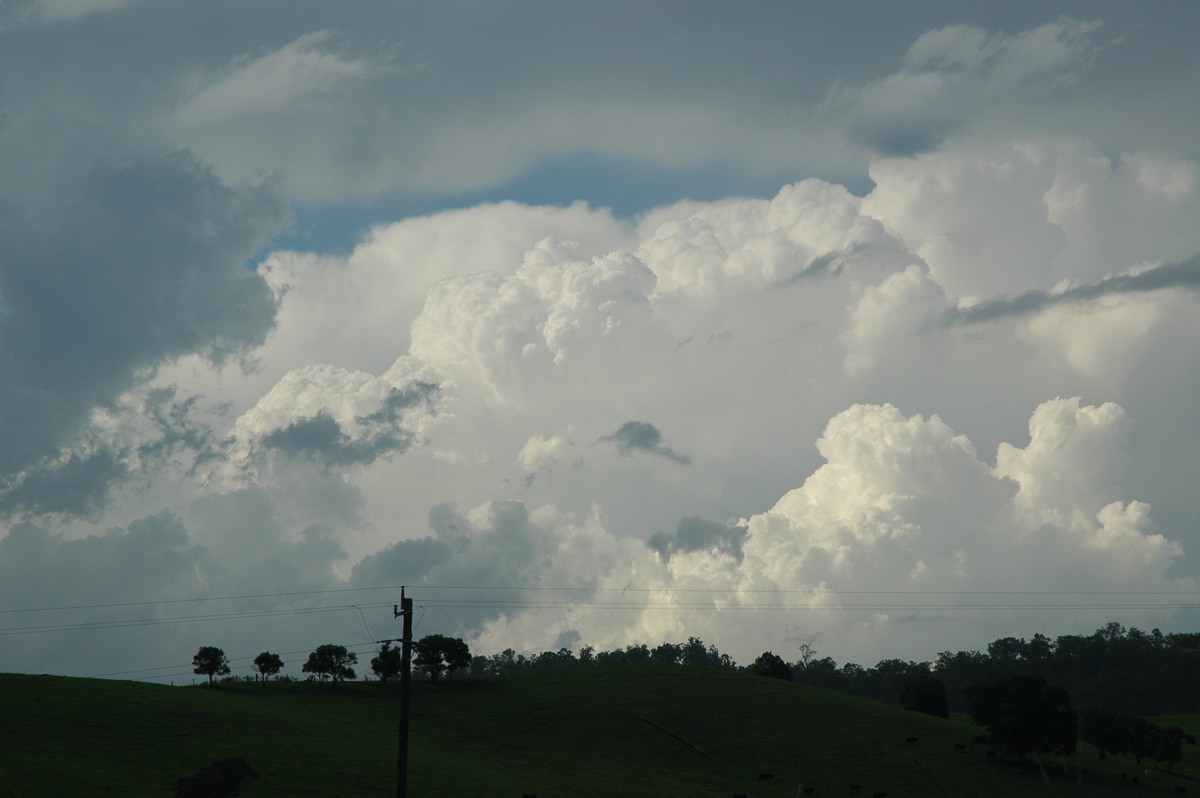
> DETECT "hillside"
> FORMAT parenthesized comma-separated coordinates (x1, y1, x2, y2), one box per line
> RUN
(1, 667, 1197, 797)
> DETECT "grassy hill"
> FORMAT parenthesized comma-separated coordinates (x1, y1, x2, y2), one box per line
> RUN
(1, 666, 1197, 797)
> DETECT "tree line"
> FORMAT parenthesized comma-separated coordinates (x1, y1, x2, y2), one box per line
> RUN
(189, 633, 473, 687)
(738, 623, 1200, 717)
(192, 621, 1200, 716)
(189, 621, 1198, 770)
(463, 622, 1200, 716)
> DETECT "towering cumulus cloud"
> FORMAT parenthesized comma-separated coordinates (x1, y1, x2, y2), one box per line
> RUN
(0, 6, 1198, 679)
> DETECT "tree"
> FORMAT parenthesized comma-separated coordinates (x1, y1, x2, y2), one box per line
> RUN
(650, 642, 681, 665)
(900, 673, 949, 718)
(192, 646, 230, 685)
(964, 675, 1075, 759)
(749, 651, 793, 681)
(443, 636, 472, 681)
(414, 634, 471, 683)
(302, 644, 358, 686)
(370, 642, 403, 686)
(1156, 725, 1197, 772)
(252, 652, 283, 683)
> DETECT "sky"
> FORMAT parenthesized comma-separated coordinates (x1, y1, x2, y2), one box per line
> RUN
(1, 1, 1199, 682)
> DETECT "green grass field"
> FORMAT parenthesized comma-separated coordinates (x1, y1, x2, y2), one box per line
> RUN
(1, 666, 1197, 797)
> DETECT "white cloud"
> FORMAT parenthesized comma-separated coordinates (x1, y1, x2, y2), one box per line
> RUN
(369, 399, 1192, 667)
(4, 7, 1200, 679)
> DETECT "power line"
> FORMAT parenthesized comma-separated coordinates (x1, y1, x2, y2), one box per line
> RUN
(5, 584, 1197, 619)
(5, 586, 1200, 639)
(0, 585, 409, 615)
(89, 640, 384, 681)
(0, 602, 396, 638)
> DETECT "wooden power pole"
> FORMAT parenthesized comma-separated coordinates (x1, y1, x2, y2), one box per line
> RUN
(394, 587, 414, 798)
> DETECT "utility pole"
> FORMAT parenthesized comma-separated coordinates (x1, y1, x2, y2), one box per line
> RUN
(394, 587, 414, 798)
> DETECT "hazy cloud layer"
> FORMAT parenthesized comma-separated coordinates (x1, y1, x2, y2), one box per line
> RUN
(2, 5, 1199, 679)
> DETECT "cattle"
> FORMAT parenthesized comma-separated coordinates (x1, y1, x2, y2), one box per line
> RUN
(904, 736, 919, 745)
(757, 772, 775, 781)
(985, 750, 997, 758)
(1174, 786, 1187, 795)
(873, 792, 888, 798)
(802, 788, 816, 796)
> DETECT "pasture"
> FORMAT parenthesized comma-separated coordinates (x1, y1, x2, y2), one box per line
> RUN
(0, 666, 1196, 796)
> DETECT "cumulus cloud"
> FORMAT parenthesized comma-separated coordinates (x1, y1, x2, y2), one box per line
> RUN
(0, 129, 285, 514)
(346, 399, 1192, 668)
(862, 142, 1200, 299)
(222, 366, 437, 483)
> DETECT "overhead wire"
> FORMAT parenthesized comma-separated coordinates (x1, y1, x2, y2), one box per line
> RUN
(4, 583, 1198, 680)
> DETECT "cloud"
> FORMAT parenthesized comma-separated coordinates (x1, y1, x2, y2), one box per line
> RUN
(7, 0, 146, 25)
(648, 516, 747, 563)
(828, 18, 1104, 156)
(862, 142, 1200, 300)
(260, 383, 436, 468)
(0, 132, 285, 511)
(600, 422, 691, 466)
(0, 448, 129, 520)
(940, 254, 1200, 326)
(167, 31, 375, 130)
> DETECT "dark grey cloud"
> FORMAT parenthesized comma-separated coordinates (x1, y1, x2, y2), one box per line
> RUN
(262, 383, 437, 467)
(0, 121, 285, 497)
(831, 18, 1105, 157)
(349, 536, 452, 587)
(137, 387, 223, 475)
(940, 253, 1200, 327)
(0, 511, 206, 615)
(0, 448, 129, 520)
(648, 515, 748, 563)
(0, 386, 225, 519)
(599, 421, 691, 465)
(350, 500, 547, 639)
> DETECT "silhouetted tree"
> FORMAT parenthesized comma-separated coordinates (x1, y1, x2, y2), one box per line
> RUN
(1080, 707, 1129, 759)
(680, 636, 722, 668)
(651, 642, 681, 664)
(443, 636, 472, 681)
(192, 646, 230, 685)
(749, 651, 793, 681)
(900, 673, 949, 718)
(964, 675, 1075, 759)
(1156, 725, 1197, 772)
(252, 652, 283, 683)
(370, 641, 403, 686)
(302, 644, 357, 686)
(414, 634, 471, 683)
